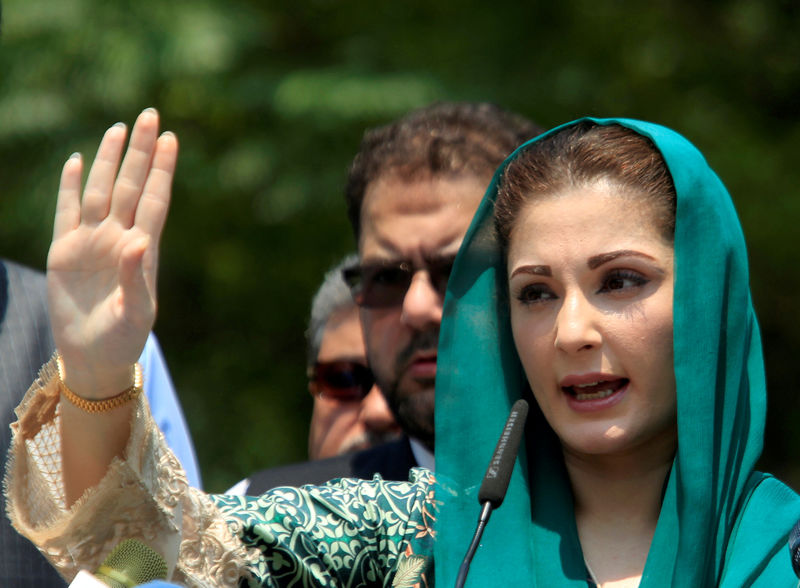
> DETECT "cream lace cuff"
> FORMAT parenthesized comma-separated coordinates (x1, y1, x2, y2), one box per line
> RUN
(4, 356, 253, 587)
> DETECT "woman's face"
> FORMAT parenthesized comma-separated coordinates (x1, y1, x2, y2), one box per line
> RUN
(507, 183, 677, 458)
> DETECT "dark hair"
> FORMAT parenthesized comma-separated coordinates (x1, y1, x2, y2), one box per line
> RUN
(345, 102, 542, 239)
(495, 122, 677, 250)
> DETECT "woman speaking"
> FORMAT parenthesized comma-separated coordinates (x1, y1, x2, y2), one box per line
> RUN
(5, 109, 800, 586)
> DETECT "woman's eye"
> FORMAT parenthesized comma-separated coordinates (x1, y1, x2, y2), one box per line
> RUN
(598, 270, 649, 293)
(516, 284, 557, 305)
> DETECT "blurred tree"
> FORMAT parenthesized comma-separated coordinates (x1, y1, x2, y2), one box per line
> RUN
(1, 0, 798, 491)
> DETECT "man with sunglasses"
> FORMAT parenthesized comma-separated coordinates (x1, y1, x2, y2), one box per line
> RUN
(305, 254, 401, 461)
(241, 102, 540, 493)
(340, 102, 541, 467)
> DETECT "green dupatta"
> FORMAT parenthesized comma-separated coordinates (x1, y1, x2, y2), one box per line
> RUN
(434, 118, 800, 586)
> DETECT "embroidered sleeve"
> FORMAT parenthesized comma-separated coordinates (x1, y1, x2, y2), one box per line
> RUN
(4, 357, 438, 587)
(3, 357, 251, 586)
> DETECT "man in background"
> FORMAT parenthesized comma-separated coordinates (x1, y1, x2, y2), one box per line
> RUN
(305, 254, 401, 460)
(242, 102, 541, 493)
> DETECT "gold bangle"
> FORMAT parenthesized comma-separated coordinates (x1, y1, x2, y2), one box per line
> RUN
(56, 354, 143, 413)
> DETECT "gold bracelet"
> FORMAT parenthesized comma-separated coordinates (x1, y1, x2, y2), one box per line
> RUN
(56, 354, 143, 413)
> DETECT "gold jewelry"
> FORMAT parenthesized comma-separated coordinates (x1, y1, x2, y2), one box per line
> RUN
(56, 354, 143, 413)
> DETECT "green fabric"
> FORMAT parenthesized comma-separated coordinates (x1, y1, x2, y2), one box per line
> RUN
(434, 118, 800, 586)
(213, 468, 437, 587)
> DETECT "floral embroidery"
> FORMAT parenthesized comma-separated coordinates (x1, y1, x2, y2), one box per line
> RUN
(213, 469, 437, 586)
(392, 555, 427, 587)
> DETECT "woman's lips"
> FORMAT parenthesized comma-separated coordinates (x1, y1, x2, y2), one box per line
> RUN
(560, 374, 629, 412)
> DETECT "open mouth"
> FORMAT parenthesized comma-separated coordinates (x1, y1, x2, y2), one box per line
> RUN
(562, 378, 629, 401)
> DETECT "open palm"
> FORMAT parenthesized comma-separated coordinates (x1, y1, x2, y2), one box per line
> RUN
(47, 109, 177, 397)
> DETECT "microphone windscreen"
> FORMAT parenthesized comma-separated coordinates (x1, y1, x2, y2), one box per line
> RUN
(94, 539, 168, 587)
(477, 399, 529, 508)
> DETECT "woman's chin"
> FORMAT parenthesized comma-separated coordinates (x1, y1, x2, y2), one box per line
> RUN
(557, 423, 637, 457)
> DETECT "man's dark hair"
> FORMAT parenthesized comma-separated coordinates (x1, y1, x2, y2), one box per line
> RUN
(344, 102, 542, 239)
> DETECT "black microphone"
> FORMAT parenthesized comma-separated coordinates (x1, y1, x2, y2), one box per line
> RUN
(454, 399, 529, 588)
(69, 538, 168, 587)
(789, 518, 800, 578)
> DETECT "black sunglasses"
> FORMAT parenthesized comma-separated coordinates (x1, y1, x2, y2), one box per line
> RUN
(341, 256, 456, 308)
(310, 361, 375, 402)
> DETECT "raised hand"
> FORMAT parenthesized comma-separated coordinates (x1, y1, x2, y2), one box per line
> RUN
(48, 108, 178, 398)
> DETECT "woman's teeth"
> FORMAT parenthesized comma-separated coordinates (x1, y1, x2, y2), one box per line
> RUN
(566, 379, 628, 400)
(574, 388, 616, 401)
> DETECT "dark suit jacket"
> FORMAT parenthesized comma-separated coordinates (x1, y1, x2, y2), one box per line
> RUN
(244, 436, 419, 495)
(0, 260, 67, 586)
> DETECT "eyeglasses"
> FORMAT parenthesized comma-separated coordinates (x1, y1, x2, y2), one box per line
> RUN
(310, 361, 375, 402)
(341, 256, 456, 308)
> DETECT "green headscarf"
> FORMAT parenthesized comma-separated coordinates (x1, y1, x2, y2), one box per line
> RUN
(434, 118, 800, 586)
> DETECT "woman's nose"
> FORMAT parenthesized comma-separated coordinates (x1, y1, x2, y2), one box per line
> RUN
(553, 292, 601, 354)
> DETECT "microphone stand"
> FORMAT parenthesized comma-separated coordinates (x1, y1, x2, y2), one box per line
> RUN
(453, 399, 528, 588)
(454, 501, 493, 588)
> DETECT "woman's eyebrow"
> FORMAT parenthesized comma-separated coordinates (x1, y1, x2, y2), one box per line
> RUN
(587, 250, 656, 269)
(510, 265, 552, 278)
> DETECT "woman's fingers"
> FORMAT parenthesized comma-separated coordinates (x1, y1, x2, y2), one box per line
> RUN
(47, 112, 177, 399)
(56, 110, 175, 241)
(110, 109, 160, 228)
(53, 153, 83, 241)
(135, 131, 178, 243)
(80, 122, 128, 225)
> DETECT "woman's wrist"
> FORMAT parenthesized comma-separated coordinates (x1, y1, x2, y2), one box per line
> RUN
(56, 352, 140, 402)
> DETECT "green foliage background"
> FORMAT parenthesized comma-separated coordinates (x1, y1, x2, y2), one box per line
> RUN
(1, 0, 799, 491)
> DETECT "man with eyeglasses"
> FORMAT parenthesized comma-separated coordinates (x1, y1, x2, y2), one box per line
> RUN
(230, 255, 401, 494)
(240, 102, 540, 492)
